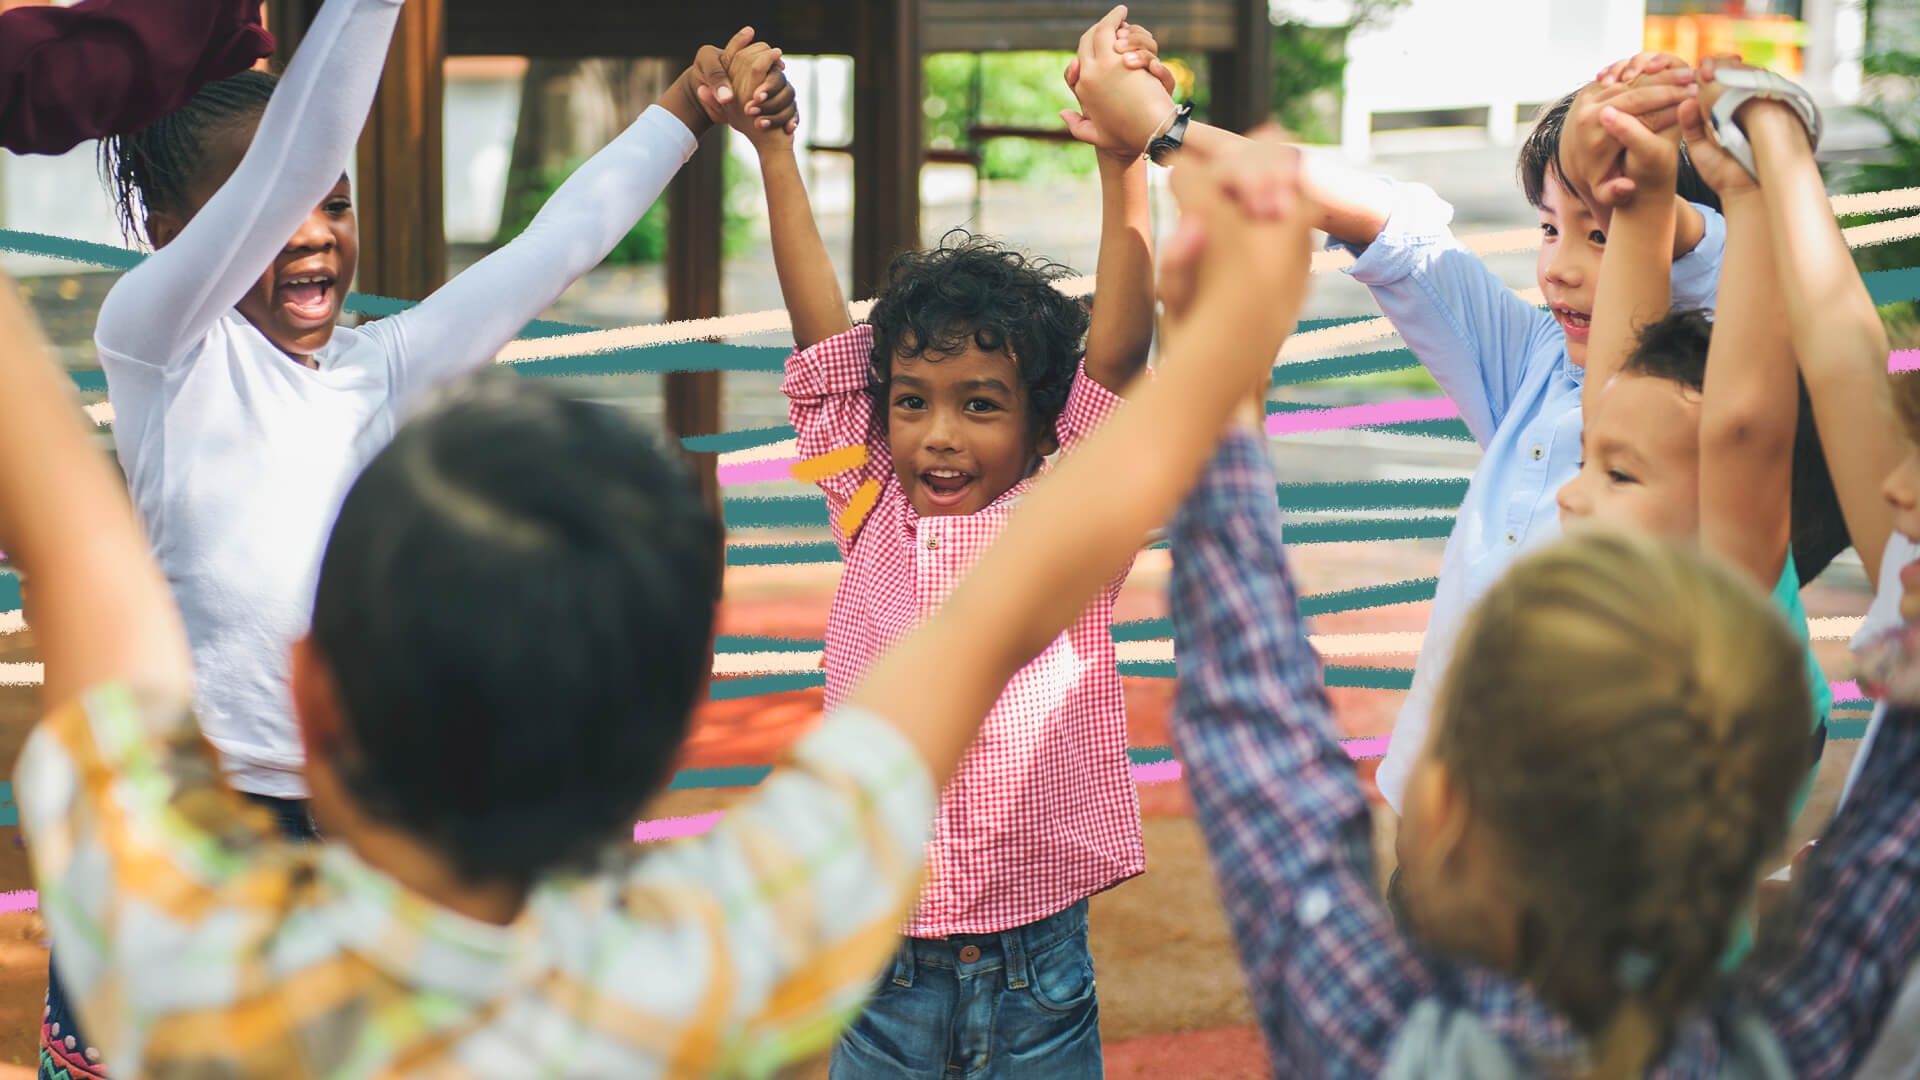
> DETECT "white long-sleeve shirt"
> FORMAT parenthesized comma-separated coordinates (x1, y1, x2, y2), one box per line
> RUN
(95, 0, 698, 796)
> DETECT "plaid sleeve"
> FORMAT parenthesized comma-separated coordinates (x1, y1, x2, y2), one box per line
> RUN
(14, 682, 289, 1066)
(782, 324, 894, 551)
(629, 705, 936, 1077)
(1167, 427, 1434, 1075)
(1749, 703, 1920, 1079)
(1053, 361, 1126, 456)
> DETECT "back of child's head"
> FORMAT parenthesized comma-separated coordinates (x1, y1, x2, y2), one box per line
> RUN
(309, 372, 723, 887)
(1622, 309, 1851, 584)
(1518, 89, 1723, 214)
(1431, 529, 1812, 1069)
(100, 69, 279, 245)
(865, 229, 1089, 438)
(1894, 369, 1920, 444)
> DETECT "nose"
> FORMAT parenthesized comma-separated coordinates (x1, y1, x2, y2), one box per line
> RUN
(1884, 461, 1918, 514)
(924, 405, 961, 453)
(1544, 240, 1583, 290)
(1556, 473, 1587, 521)
(284, 206, 335, 254)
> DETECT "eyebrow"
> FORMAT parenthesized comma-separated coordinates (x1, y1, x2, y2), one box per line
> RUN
(889, 374, 1015, 395)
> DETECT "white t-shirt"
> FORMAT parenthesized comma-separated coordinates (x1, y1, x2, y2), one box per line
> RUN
(1843, 532, 1920, 1080)
(95, 0, 697, 796)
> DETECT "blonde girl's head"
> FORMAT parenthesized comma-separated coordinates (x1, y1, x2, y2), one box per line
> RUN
(1395, 529, 1813, 1075)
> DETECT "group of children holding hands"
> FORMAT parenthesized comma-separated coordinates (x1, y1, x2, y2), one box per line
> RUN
(4, 0, 1920, 1076)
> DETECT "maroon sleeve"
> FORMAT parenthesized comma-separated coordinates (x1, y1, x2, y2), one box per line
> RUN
(0, 0, 274, 156)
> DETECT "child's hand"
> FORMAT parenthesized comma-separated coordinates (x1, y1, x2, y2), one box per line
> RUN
(1159, 129, 1311, 332)
(1594, 49, 1690, 86)
(715, 41, 799, 149)
(1593, 101, 1682, 211)
(1560, 67, 1694, 227)
(1674, 56, 1762, 199)
(1061, 5, 1176, 158)
(1062, 20, 1177, 158)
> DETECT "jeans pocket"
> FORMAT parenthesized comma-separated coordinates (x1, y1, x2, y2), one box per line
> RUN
(1024, 932, 1096, 1015)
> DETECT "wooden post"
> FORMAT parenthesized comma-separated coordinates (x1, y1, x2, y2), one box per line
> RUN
(851, 0, 922, 299)
(665, 128, 727, 544)
(263, 0, 321, 68)
(354, 0, 447, 303)
(1207, 0, 1273, 133)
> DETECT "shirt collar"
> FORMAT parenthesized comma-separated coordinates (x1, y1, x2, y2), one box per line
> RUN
(901, 473, 1039, 534)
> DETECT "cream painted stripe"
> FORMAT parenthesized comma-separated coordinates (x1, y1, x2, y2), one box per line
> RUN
(0, 662, 43, 686)
(0, 611, 23, 634)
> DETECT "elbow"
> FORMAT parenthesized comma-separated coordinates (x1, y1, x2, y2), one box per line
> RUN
(1700, 407, 1791, 465)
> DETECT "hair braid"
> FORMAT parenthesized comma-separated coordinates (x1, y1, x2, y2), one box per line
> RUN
(98, 70, 279, 246)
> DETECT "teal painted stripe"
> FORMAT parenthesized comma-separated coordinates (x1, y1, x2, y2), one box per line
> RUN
(683, 425, 797, 453)
(1299, 577, 1439, 616)
(1865, 267, 1920, 306)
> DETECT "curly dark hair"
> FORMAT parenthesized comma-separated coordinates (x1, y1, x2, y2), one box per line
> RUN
(1623, 308, 1849, 586)
(864, 229, 1090, 440)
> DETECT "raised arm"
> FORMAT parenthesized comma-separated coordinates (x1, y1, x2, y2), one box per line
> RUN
(374, 34, 791, 401)
(93, 0, 403, 365)
(1736, 62, 1901, 581)
(1571, 105, 1680, 411)
(0, 274, 191, 711)
(1681, 85, 1794, 587)
(847, 134, 1314, 786)
(0, 0, 272, 156)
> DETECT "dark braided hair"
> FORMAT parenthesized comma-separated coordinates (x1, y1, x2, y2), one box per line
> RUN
(99, 70, 279, 246)
(865, 229, 1090, 443)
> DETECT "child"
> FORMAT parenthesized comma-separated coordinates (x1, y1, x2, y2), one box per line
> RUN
(1, 0, 271, 155)
(46, 0, 792, 1073)
(1062, 37, 1745, 823)
(1158, 62, 1920, 1080)
(727, 12, 1162, 1077)
(7, 127, 1315, 1078)
(1552, 71, 1837, 963)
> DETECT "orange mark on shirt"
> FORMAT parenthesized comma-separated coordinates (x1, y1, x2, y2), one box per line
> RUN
(838, 479, 882, 537)
(789, 444, 868, 483)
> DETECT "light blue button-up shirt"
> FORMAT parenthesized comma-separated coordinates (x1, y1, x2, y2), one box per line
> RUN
(1343, 179, 1729, 812)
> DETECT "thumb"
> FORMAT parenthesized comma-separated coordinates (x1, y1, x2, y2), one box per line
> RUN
(1064, 57, 1080, 87)
(697, 44, 734, 105)
(1060, 109, 1100, 144)
(1599, 105, 1666, 154)
(722, 25, 755, 56)
(1149, 58, 1176, 95)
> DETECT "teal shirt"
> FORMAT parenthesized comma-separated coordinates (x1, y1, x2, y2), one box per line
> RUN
(1723, 550, 1830, 970)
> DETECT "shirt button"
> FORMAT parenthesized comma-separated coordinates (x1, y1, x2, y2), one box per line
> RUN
(1298, 887, 1332, 927)
(925, 538, 939, 550)
(1505, 531, 1517, 544)
(1531, 446, 1543, 460)
(958, 944, 981, 963)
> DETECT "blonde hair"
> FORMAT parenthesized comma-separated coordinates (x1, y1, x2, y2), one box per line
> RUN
(1428, 529, 1813, 1077)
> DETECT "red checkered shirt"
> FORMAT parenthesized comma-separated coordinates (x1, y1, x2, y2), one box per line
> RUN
(784, 323, 1145, 936)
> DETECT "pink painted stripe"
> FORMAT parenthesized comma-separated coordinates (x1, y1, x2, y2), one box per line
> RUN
(1267, 396, 1459, 437)
(1832, 679, 1864, 703)
(1891, 349, 1920, 373)
(633, 811, 727, 844)
(0, 889, 36, 914)
(1130, 760, 1184, 785)
(717, 457, 802, 487)
(1342, 735, 1391, 760)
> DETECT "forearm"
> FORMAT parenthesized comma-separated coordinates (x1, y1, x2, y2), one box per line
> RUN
(1584, 194, 1676, 409)
(654, 67, 715, 143)
(761, 147, 853, 349)
(1750, 101, 1900, 580)
(0, 278, 190, 709)
(1084, 152, 1154, 392)
(1699, 190, 1794, 586)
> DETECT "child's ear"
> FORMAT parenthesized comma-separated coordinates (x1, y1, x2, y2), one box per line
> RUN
(144, 212, 183, 251)
(1034, 428, 1061, 459)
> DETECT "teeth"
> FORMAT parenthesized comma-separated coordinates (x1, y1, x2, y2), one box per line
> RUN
(283, 276, 331, 287)
(927, 470, 965, 478)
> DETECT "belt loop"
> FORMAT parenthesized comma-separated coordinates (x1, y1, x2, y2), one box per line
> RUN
(1002, 924, 1029, 991)
(891, 938, 917, 988)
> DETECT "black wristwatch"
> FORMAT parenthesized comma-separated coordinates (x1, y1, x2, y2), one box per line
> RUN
(1147, 103, 1193, 166)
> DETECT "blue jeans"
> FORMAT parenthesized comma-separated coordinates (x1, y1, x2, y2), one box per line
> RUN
(829, 900, 1101, 1080)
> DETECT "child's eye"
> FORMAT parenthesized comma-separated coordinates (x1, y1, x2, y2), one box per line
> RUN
(964, 399, 1002, 414)
(326, 199, 352, 216)
(1607, 469, 1635, 484)
(1588, 230, 1607, 245)
(894, 395, 926, 410)
(1539, 223, 1559, 238)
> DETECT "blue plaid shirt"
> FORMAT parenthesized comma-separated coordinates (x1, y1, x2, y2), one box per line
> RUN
(1166, 427, 1920, 1078)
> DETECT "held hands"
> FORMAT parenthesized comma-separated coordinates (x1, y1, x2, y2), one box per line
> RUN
(676, 28, 799, 142)
(1062, 17, 1176, 158)
(1062, 5, 1177, 159)
(1675, 55, 1764, 198)
(1158, 129, 1314, 354)
(1560, 62, 1694, 226)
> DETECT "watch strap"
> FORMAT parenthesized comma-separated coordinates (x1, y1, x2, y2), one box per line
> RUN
(1706, 68, 1821, 180)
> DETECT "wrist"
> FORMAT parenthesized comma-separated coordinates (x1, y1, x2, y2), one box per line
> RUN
(1739, 99, 1809, 145)
(664, 69, 713, 137)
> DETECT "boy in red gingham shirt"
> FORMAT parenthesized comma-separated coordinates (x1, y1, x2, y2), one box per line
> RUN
(721, 13, 1171, 1078)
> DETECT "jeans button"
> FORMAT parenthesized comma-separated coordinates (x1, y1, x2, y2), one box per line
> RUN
(958, 945, 981, 963)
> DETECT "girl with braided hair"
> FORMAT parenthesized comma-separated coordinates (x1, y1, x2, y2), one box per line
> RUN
(44, 0, 796, 1074)
(1159, 57, 1920, 1080)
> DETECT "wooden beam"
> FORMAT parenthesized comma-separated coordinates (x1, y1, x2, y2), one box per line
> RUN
(851, 0, 922, 300)
(353, 0, 447, 303)
(665, 128, 728, 538)
(446, 0, 842, 59)
(923, 1, 1239, 52)
(1205, 0, 1272, 134)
